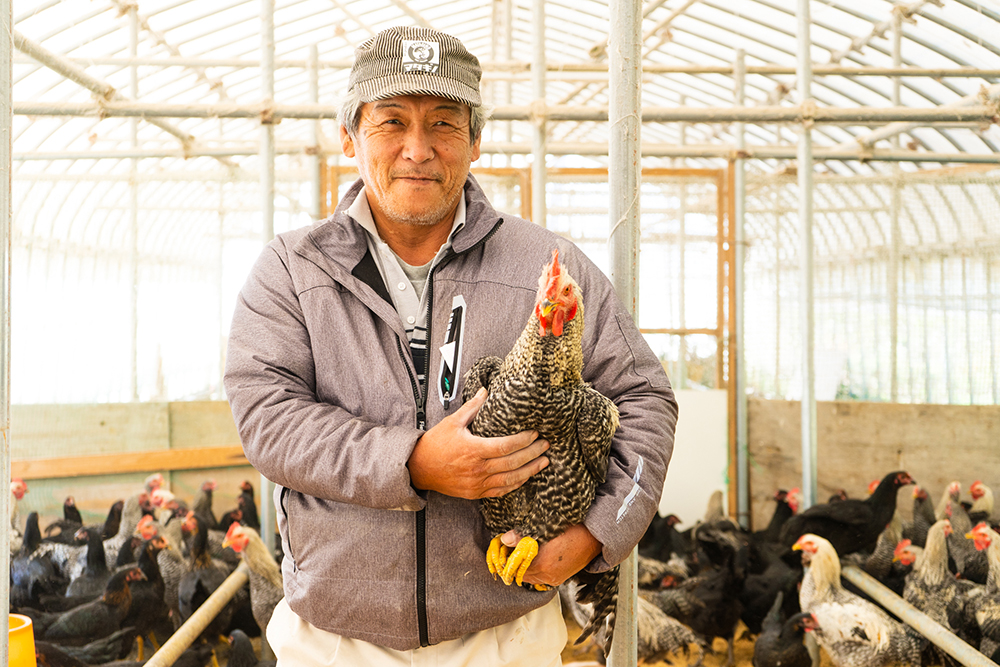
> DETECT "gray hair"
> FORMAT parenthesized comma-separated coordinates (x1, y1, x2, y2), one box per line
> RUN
(338, 87, 492, 143)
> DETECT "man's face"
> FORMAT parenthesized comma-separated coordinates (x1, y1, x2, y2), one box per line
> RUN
(341, 94, 482, 230)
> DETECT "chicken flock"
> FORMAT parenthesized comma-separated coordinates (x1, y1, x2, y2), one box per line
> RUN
(9, 474, 282, 667)
(8, 469, 1000, 667)
(563, 473, 1000, 667)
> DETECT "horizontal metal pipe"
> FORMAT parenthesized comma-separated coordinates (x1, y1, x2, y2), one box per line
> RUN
(13, 100, 1000, 124)
(13, 142, 1000, 164)
(841, 565, 999, 667)
(10, 55, 1000, 78)
(144, 562, 250, 667)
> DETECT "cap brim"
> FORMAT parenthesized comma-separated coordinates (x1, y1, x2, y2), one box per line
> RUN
(355, 72, 481, 108)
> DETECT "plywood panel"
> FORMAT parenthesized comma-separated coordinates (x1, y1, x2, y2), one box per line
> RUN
(12, 403, 170, 458)
(169, 401, 241, 449)
(748, 399, 1000, 531)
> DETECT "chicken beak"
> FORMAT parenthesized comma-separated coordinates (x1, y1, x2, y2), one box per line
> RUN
(792, 543, 803, 551)
(539, 299, 556, 317)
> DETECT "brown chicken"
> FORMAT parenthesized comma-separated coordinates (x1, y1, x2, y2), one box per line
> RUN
(24, 567, 145, 646)
(222, 523, 284, 633)
(461, 249, 620, 653)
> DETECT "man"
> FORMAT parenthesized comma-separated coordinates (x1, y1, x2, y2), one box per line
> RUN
(224, 25, 677, 666)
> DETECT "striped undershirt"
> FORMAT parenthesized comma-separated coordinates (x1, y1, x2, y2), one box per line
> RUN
(346, 186, 466, 401)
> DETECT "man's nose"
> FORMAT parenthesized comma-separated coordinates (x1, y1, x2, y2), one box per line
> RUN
(400, 126, 435, 163)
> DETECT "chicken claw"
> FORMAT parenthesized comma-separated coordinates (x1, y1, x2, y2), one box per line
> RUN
(487, 535, 509, 580)
(500, 536, 538, 586)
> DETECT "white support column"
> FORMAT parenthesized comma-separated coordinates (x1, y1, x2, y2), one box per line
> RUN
(259, 5, 277, 661)
(797, 0, 818, 509)
(531, 0, 546, 226)
(607, 0, 641, 663)
(503, 0, 513, 160)
(0, 0, 12, 655)
(733, 49, 749, 529)
(129, 4, 140, 402)
(309, 45, 323, 219)
(888, 8, 902, 402)
(677, 97, 687, 390)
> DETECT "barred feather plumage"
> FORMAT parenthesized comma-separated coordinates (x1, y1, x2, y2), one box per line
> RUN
(462, 250, 621, 655)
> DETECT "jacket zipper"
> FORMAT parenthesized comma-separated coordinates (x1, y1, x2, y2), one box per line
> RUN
(395, 336, 430, 647)
(410, 217, 504, 648)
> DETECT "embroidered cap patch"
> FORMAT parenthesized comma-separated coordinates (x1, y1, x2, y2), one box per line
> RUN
(402, 40, 440, 74)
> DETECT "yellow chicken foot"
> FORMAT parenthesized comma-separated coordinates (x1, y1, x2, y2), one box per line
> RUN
(487, 535, 509, 580)
(500, 536, 538, 586)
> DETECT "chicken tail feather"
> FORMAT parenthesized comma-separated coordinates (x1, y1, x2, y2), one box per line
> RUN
(573, 565, 619, 657)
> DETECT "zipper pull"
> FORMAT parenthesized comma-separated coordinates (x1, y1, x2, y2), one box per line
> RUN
(417, 409, 426, 431)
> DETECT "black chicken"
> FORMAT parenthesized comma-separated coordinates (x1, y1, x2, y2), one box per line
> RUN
(753, 488, 799, 546)
(752, 592, 817, 667)
(11, 512, 66, 608)
(228, 629, 277, 667)
(123, 535, 174, 660)
(64, 526, 110, 599)
(642, 535, 748, 667)
(24, 567, 145, 646)
(41, 497, 84, 544)
(193, 479, 219, 529)
(178, 513, 235, 644)
(461, 250, 621, 654)
(779, 470, 914, 556)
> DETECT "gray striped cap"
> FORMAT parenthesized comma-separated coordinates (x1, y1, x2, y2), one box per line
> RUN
(349, 26, 482, 108)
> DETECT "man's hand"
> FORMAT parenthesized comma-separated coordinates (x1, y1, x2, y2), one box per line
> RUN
(407, 388, 550, 499)
(501, 524, 603, 588)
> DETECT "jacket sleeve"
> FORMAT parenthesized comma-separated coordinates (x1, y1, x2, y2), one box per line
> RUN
(224, 238, 426, 512)
(573, 254, 678, 571)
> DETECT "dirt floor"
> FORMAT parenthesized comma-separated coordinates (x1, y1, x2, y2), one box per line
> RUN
(560, 619, 835, 667)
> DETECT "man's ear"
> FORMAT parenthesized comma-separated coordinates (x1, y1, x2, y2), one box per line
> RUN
(340, 125, 356, 158)
(471, 132, 481, 162)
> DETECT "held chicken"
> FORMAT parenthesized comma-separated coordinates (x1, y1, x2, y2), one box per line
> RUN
(462, 249, 621, 653)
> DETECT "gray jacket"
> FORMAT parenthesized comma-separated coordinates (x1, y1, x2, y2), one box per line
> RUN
(224, 175, 678, 650)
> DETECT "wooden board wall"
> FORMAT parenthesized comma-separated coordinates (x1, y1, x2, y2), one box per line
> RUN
(10, 401, 255, 527)
(747, 398, 1000, 530)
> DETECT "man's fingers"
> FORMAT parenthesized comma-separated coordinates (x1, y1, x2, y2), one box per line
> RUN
(479, 454, 549, 498)
(452, 387, 487, 428)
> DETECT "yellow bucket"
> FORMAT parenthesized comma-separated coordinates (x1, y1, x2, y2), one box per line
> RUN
(8, 614, 36, 667)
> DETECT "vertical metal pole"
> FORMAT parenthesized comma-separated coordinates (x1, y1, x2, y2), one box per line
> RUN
(775, 209, 781, 397)
(129, 7, 140, 402)
(0, 0, 12, 655)
(677, 97, 687, 390)
(989, 259, 998, 404)
(259, 2, 277, 659)
(308, 45, 323, 220)
(797, 0, 818, 509)
(218, 184, 225, 400)
(261, 0, 276, 245)
(607, 0, 640, 663)
(531, 0, 546, 227)
(503, 0, 514, 165)
(733, 50, 749, 529)
(921, 258, 932, 402)
(962, 256, 974, 402)
(941, 260, 953, 404)
(889, 9, 901, 402)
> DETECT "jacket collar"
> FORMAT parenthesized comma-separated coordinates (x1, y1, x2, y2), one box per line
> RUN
(300, 173, 501, 274)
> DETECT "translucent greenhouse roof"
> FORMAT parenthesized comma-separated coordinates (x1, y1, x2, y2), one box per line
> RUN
(10, 0, 1000, 173)
(7, 0, 1000, 405)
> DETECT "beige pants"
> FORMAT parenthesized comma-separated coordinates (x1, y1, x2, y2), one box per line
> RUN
(267, 596, 567, 667)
